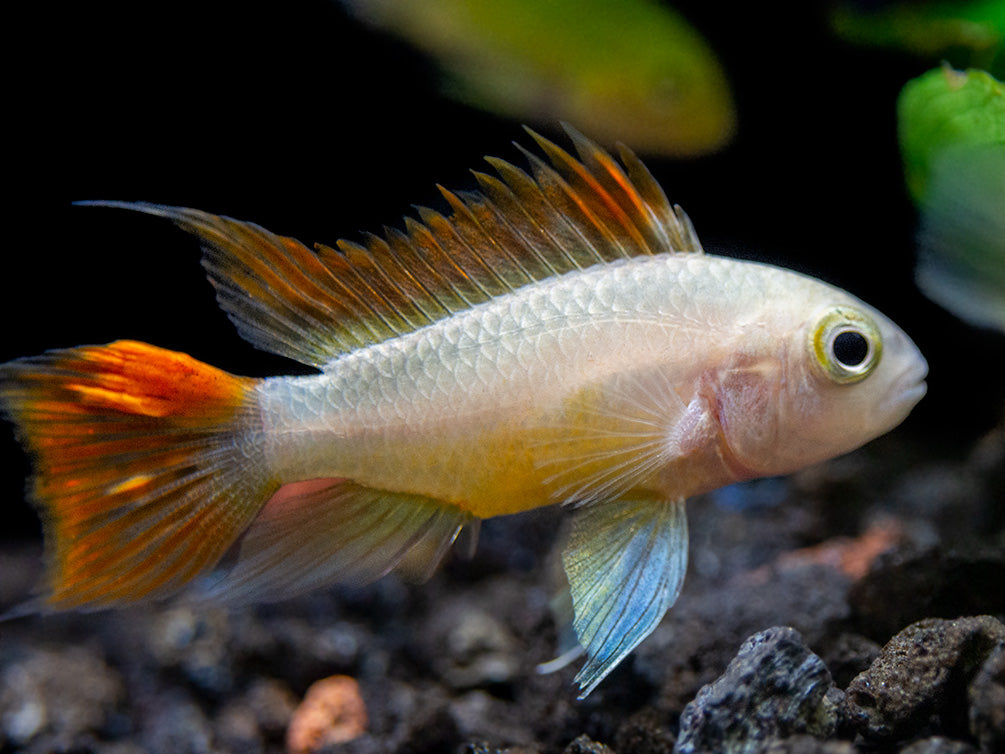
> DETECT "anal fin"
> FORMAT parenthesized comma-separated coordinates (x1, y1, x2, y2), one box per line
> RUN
(201, 478, 473, 604)
(562, 496, 688, 698)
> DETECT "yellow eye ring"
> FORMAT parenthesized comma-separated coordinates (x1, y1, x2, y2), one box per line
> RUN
(810, 307, 882, 384)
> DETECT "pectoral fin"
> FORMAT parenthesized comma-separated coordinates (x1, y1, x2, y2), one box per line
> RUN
(562, 496, 688, 698)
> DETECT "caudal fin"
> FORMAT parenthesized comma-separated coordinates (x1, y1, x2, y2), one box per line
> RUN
(0, 340, 275, 611)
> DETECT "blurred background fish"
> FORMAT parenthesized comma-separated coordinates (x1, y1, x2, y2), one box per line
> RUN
(898, 65, 1005, 332)
(340, 0, 735, 156)
(831, 0, 1004, 77)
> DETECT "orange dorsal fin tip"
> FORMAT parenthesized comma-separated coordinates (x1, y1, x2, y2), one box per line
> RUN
(79, 129, 700, 368)
(0, 341, 273, 611)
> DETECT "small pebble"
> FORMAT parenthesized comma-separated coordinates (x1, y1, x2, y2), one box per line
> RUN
(563, 734, 614, 754)
(897, 736, 978, 754)
(140, 693, 215, 754)
(0, 646, 122, 747)
(215, 703, 264, 754)
(449, 689, 536, 746)
(243, 677, 297, 739)
(757, 735, 856, 753)
(287, 675, 368, 754)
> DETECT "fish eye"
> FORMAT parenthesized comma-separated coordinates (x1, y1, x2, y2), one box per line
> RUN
(832, 329, 870, 367)
(810, 307, 882, 384)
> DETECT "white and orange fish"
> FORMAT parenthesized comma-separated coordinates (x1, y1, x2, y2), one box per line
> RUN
(0, 128, 927, 697)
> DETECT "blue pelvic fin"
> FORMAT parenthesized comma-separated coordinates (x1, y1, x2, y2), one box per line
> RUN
(562, 496, 688, 698)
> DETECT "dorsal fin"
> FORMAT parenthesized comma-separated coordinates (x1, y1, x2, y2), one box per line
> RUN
(83, 126, 702, 368)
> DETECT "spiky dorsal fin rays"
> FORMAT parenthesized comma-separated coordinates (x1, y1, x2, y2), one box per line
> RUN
(80, 125, 701, 368)
(528, 127, 655, 256)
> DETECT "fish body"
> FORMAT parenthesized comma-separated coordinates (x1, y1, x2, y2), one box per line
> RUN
(342, 0, 734, 155)
(259, 253, 919, 516)
(0, 128, 926, 696)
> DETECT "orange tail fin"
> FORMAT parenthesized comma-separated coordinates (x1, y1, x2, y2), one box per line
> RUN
(0, 340, 275, 611)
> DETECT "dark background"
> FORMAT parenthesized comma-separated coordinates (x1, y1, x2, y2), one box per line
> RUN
(4, 0, 1003, 541)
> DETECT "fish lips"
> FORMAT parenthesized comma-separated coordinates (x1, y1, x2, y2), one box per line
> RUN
(882, 360, 929, 423)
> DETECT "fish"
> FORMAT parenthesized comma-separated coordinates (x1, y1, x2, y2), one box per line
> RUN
(898, 65, 1005, 331)
(830, 0, 1004, 77)
(0, 127, 927, 697)
(340, 0, 735, 156)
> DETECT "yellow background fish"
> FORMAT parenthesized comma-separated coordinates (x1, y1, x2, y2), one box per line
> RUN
(0, 129, 926, 697)
(342, 0, 735, 156)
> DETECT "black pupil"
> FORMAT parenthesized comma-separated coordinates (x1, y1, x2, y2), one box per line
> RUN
(832, 330, 870, 367)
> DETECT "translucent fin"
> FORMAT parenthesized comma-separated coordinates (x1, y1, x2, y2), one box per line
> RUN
(536, 643, 584, 675)
(200, 478, 472, 604)
(534, 367, 699, 507)
(0, 341, 273, 610)
(563, 496, 688, 698)
(536, 585, 585, 675)
(79, 125, 700, 367)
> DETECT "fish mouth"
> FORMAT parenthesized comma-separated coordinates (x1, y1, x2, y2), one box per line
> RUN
(898, 379, 928, 408)
(886, 361, 929, 417)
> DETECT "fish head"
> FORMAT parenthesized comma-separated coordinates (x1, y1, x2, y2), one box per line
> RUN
(574, 46, 735, 157)
(714, 286, 928, 479)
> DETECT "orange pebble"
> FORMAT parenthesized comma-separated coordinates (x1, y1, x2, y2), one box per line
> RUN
(776, 517, 904, 580)
(286, 675, 368, 754)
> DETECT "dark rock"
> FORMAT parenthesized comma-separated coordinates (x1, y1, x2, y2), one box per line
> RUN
(897, 736, 979, 753)
(459, 744, 542, 754)
(563, 734, 615, 753)
(146, 605, 237, 695)
(449, 689, 538, 746)
(637, 563, 851, 711)
(255, 613, 374, 689)
(756, 735, 857, 753)
(459, 743, 541, 754)
(818, 633, 882, 690)
(844, 616, 1005, 742)
(240, 677, 298, 740)
(347, 681, 457, 754)
(320, 733, 388, 754)
(849, 546, 1005, 641)
(968, 643, 1005, 754)
(216, 702, 266, 754)
(613, 707, 676, 754)
(390, 697, 457, 754)
(432, 602, 522, 689)
(674, 626, 840, 754)
(0, 645, 123, 749)
(139, 692, 216, 754)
